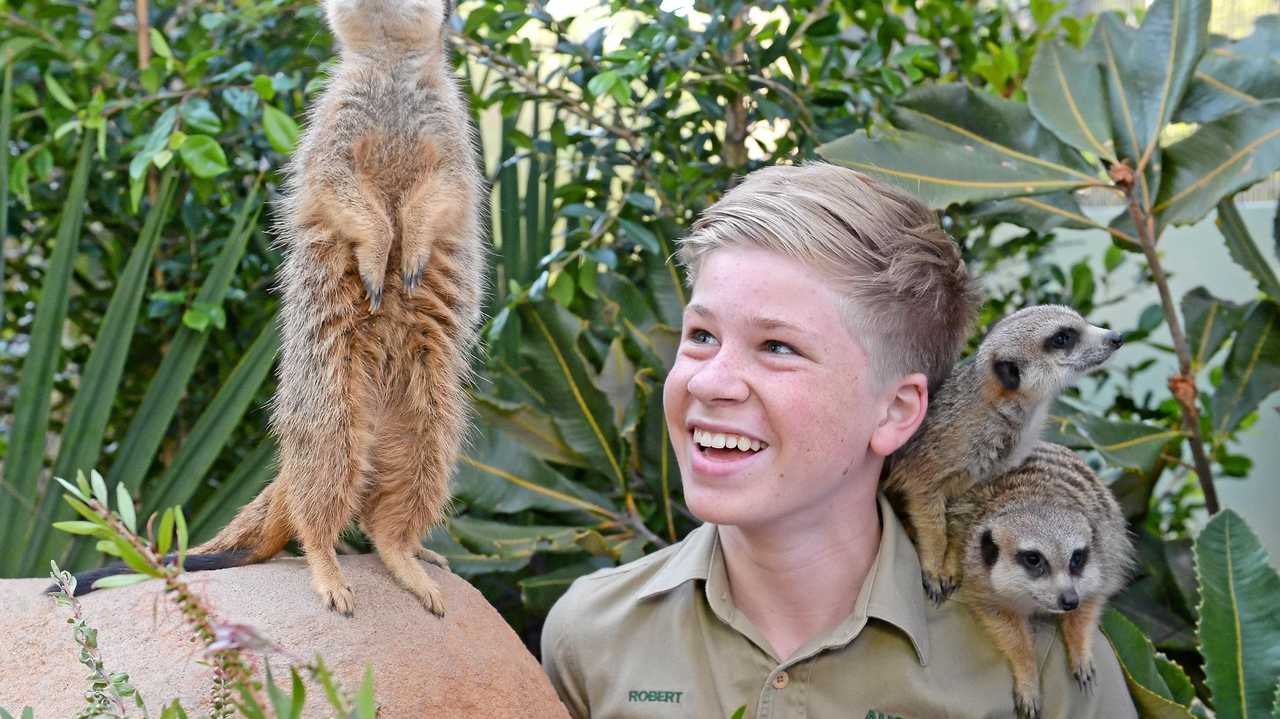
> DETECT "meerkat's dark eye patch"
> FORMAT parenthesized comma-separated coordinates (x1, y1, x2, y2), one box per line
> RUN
(993, 359, 1021, 391)
(1069, 547, 1089, 575)
(1017, 550, 1048, 577)
(1043, 326, 1079, 352)
(981, 529, 999, 567)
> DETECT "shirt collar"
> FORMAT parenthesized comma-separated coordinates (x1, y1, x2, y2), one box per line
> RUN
(634, 495, 931, 665)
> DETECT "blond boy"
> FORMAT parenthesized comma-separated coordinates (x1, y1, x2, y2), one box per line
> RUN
(541, 163, 1137, 718)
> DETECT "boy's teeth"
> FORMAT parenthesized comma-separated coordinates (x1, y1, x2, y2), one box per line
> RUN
(693, 427, 767, 452)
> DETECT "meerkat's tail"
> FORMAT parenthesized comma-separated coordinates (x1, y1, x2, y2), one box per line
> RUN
(51, 483, 293, 597)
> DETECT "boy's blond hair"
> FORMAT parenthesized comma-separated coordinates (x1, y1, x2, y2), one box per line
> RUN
(676, 162, 980, 390)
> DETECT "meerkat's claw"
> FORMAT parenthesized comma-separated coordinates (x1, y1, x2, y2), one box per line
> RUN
(922, 572, 957, 605)
(362, 276, 383, 313)
(1013, 690, 1041, 719)
(417, 546, 450, 569)
(1073, 661, 1096, 694)
(402, 266, 424, 294)
(320, 584, 356, 617)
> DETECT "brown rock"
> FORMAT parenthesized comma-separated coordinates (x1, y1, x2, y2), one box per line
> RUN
(0, 555, 569, 718)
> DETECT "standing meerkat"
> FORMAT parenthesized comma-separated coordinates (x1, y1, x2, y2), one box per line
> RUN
(884, 305, 1123, 603)
(948, 441, 1136, 719)
(67, 0, 484, 617)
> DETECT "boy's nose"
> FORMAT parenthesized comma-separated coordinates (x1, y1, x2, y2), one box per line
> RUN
(687, 353, 750, 404)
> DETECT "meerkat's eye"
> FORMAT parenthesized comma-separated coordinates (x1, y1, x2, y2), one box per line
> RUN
(1017, 550, 1047, 576)
(1044, 327, 1079, 351)
(1069, 548, 1089, 574)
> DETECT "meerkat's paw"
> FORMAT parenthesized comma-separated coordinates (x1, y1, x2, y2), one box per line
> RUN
(922, 571, 958, 605)
(417, 546, 451, 569)
(360, 273, 384, 313)
(1072, 659, 1096, 694)
(315, 581, 356, 617)
(400, 251, 431, 295)
(1013, 688, 1042, 719)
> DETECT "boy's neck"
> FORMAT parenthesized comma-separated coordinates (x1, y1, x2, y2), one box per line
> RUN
(717, 481, 883, 662)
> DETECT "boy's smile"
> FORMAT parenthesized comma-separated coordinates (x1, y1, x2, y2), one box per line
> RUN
(663, 246, 891, 531)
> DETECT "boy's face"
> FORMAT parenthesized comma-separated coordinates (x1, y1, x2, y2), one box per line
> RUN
(663, 246, 892, 530)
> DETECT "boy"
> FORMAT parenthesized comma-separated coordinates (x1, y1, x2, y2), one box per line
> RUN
(540, 163, 1136, 718)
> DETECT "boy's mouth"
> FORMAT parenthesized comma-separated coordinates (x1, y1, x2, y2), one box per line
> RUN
(691, 427, 768, 461)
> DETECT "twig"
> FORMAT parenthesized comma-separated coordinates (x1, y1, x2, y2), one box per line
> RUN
(1117, 164, 1219, 514)
(136, 0, 151, 70)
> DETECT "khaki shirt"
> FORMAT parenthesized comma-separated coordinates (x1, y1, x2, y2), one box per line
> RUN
(541, 496, 1137, 719)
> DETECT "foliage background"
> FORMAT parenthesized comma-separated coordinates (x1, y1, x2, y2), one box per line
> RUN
(2, 0, 1278, 714)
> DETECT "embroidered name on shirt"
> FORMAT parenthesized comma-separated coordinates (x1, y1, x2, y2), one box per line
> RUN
(628, 690, 684, 704)
(864, 711, 903, 719)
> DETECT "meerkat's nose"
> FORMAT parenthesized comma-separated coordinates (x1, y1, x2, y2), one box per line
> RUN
(1104, 330, 1124, 350)
(1059, 590, 1080, 611)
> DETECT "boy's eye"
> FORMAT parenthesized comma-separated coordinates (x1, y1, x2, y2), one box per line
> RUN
(688, 328, 717, 345)
(764, 340, 796, 355)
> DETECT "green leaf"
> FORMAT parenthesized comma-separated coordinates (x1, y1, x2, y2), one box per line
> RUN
(818, 84, 1098, 209)
(1217, 198, 1280, 302)
(265, 664, 304, 719)
(0, 136, 92, 576)
(92, 573, 152, 590)
(44, 72, 76, 111)
(587, 70, 619, 97)
(0, 38, 39, 68)
(968, 192, 1103, 234)
(518, 560, 609, 614)
(113, 537, 162, 578)
(1195, 509, 1280, 719)
(472, 392, 586, 468)
(1026, 38, 1116, 161)
(448, 516, 582, 558)
(179, 134, 230, 178)
(143, 317, 281, 515)
(52, 521, 111, 537)
(179, 98, 222, 134)
(21, 170, 180, 573)
(1211, 300, 1280, 435)
(157, 508, 175, 556)
(253, 74, 276, 101)
(1092, 0, 1210, 212)
(1101, 609, 1196, 718)
(596, 337, 637, 428)
(517, 301, 627, 489)
(730, 706, 747, 719)
(175, 507, 188, 566)
(262, 105, 300, 155)
(456, 416, 616, 519)
(548, 267, 575, 306)
(116, 482, 137, 534)
(1177, 17, 1280, 123)
(1154, 101, 1280, 228)
(95, 185, 260, 550)
(354, 665, 376, 719)
(149, 28, 172, 59)
(1181, 286, 1247, 371)
(90, 468, 109, 507)
(1050, 399, 1180, 476)
(421, 529, 532, 576)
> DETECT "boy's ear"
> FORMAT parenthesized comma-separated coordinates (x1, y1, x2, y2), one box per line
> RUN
(869, 372, 928, 457)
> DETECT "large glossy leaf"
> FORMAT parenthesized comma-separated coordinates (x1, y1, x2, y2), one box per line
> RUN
(818, 126, 1094, 209)
(1025, 38, 1116, 161)
(1093, 0, 1210, 211)
(517, 300, 627, 488)
(456, 417, 617, 520)
(1177, 17, 1280, 124)
(1102, 608, 1196, 718)
(1049, 398, 1179, 477)
(819, 84, 1100, 209)
(967, 192, 1102, 234)
(142, 316, 281, 516)
(20, 169, 180, 572)
(1181, 286, 1247, 371)
(1216, 198, 1280, 302)
(518, 559, 610, 614)
(0, 52, 11, 335)
(1211, 300, 1280, 436)
(1154, 101, 1280, 228)
(471, 391, 587, 468)
(421, 528, 532, 576)
(0, 135, 92, 577)
(447, 516, 584, 558)
(1195, 509, 1280, 719)
(105, 186, 262, 495)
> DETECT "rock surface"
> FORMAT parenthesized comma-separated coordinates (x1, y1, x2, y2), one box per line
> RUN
(0, 555, 569, 718)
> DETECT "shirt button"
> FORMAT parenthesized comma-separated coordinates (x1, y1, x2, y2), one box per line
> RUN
(771, 671, 790, 689)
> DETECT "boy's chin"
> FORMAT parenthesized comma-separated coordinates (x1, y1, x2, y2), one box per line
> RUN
(683, 485, 781, 528)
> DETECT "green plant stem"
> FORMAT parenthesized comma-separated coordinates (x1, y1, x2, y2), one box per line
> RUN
(1125, 191, 1220, 515)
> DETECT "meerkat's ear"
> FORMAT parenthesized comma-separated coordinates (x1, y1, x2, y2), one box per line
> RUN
(993, 359, 1021, 391)
(981, 529, 999, 567)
